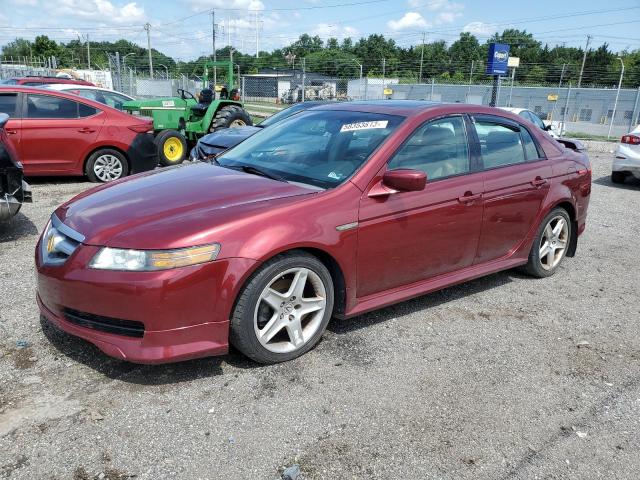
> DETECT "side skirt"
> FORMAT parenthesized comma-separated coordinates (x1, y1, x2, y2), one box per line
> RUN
(339, 256, 527, 319)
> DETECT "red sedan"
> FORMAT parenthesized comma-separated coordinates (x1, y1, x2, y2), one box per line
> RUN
(35, 101, 591, 364)
(0, 86, 157, 182)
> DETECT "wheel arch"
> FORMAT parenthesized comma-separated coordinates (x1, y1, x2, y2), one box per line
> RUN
(230, 246, 348, 318)
(83, 145, 129, 174)
(549, 199, 578, 257)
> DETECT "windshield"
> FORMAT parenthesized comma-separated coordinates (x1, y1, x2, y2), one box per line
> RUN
(218, 109, 404, 189)
(259, 102, 318, 127)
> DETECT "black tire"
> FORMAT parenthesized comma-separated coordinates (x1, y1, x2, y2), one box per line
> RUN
(85, 149, 129, 183)
(155, 129, 187, 167)
(209, 105, 253, 132)
(523, 207, 572, 278)
(229, 251, 334, 364)
(611, 171, 627, 184)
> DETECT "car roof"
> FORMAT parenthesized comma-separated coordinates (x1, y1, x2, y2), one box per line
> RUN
(0, 85, 128, 113)
(42, 84, 133, 97)
(499, 107, 526, 114)
(311, 100, 532, 119)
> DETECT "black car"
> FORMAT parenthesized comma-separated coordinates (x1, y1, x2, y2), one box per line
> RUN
(190, 101, 329, 161)
(1, 113, 31, 221)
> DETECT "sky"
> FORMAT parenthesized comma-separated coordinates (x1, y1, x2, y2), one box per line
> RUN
(0, 0, 638, 61)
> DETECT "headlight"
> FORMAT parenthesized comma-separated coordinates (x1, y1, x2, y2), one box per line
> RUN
(89, 244, 220, 271)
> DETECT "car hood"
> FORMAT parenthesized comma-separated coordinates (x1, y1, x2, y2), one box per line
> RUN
(56, 162, 315, 249)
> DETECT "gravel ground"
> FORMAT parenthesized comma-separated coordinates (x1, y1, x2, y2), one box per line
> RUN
(0, 152, 639, 480)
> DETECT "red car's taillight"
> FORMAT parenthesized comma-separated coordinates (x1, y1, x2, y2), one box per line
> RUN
(128, 124, 154, 134)
(621, 134, 640, 145)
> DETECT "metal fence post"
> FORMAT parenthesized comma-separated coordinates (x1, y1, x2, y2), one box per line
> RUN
(430, 77, 434, 100)
(629, 86, 640, 132)
(242, 76, 245, 104)
(561, 83, 571, 136)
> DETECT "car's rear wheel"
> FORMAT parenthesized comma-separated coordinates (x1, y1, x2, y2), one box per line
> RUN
(86, 149, 129, 183)
(611, 171, 627, 184)
(156, 129, 187, 166)
(523, 208, 572, 278)
(230, 252, 334, 364)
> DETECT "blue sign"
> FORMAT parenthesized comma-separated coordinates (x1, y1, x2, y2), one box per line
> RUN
(486, 43, 510, 75)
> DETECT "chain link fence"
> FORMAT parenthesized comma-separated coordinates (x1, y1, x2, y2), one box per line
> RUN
(2, 58, 638, 138)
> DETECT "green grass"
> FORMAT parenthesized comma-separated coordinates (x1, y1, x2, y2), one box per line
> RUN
(564, 132, 619, 142)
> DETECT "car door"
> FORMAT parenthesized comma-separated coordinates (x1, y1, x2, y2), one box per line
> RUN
(0, 92, 21, 153)
(20, 93, 104, 175)
(357, 115, 484, 297)
(471, 114, 552, 264)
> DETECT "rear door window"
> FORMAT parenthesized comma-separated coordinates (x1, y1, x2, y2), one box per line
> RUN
(0, 93, 19, 117)
(474, 120, 525, 169)
(25, 94, 79, 119)
(520, 127, 545, 161)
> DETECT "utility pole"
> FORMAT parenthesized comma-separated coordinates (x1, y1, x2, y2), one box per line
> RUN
(212, 10, 217, 87)
(577, 34, 592, 88)
(227, 17, 231, 47)
(144, 23, 153, 78)
(86, 34, 90, 69)
(418, 31, 426, 83)
(255, 12, 259, 58)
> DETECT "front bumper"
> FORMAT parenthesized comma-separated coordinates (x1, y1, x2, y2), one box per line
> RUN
(127, 133, 159, 174)
(36, 238, 257, 363)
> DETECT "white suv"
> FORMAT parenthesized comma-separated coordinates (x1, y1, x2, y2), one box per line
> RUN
(612, 125, 640, 184)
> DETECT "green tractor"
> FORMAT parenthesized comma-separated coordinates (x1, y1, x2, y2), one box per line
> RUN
(122, 60, 252, 166)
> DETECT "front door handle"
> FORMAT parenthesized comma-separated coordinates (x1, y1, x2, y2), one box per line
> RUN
(5, 129, 17, 135)
(78, 128, 96, 133)
(457, 192, 482, 204)
(531, 177, 548, 188)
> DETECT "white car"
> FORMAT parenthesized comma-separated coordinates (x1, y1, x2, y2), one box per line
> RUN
(612, 125, 640, 184)
(40, 84, 134, 110)
(499, 107, 559, 138)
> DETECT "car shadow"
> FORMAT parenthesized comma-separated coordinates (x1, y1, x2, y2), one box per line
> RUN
(593, 174, 640, 190)
(0, 212, 39, 243)
(39, 315, 261, 385)
(41, 269, 524, 385)
(328, 269, 522, 335)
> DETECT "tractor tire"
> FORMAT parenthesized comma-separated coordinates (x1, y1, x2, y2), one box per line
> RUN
(209, 105, 252, 132)
(156, 130, 187, 167)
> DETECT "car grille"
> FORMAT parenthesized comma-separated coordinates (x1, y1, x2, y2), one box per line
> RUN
(40, 214, 84, 266)
(63, 308, 145, 338)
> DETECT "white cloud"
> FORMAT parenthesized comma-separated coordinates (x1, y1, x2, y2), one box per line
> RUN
(462, 21, 497, 36)
(311, 23, 360, 40)
(52, 0, 145, 24)
(184, 0, 265, 11)
(404, 0, 463, 24)
(387, 12, 428, 31)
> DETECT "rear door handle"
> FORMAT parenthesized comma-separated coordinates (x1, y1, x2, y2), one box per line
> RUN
(458, 192, 482, 204)
(78, 128, 96, 133)
(531, 177, 548, 188)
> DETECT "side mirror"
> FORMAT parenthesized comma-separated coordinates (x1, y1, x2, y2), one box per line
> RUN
(544, 124, 553, 131)
(370, 168, 426, 197)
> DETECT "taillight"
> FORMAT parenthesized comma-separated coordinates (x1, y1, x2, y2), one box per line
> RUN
(128, 123, 154, 134)
(621, 134, 640, 145)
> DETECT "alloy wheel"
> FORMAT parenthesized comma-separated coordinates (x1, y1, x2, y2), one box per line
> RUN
(93, 154, 124, 182)
(539, 215, 569, 270)
(253, 267, 327, 354)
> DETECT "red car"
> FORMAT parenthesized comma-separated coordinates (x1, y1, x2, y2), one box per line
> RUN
(0, 76, 94, 86)
(35, 101, 591, 364)
(0, 86, 157, 182)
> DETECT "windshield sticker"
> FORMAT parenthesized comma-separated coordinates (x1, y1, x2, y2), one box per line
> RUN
(340, 120, 388, 132)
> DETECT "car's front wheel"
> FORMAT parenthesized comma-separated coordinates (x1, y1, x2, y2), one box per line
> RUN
(523, 208, 572, 278)
(230, 251, 334, 364)
(611, 171, 627, 184)
(86, 149, 129, 183)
